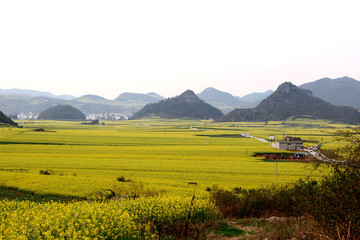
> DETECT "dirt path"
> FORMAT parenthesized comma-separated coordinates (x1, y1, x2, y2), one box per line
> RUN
(207, 217, 310, 240)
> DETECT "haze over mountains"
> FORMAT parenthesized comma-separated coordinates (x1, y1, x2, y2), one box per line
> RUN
(0, 85, 282, 115)
(0, 88, 75, 100)
(237, 90, 274, 104)
(0, 92, 164, 116)
(300, 76, 360, 108)
(0, 76, 359, 123)
(197, 87, 273, 113)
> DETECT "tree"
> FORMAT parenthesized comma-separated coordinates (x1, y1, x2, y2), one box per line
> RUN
(312, 127, 360, 238)
(317, 127, 360, 169)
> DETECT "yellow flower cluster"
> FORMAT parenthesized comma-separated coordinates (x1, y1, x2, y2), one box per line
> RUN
(0, 196, 219, 239)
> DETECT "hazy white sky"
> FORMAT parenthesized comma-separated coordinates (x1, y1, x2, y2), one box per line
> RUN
(1, 0, 359, 99)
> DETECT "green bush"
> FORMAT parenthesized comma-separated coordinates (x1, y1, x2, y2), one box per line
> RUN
(39, 169, 54, 175)
(210, 184, 296, 218)
(90, 182, 164, 200)
(116, 176, 126, 182)
(210, 172, 360, 238)
(305, 168, 360, 238)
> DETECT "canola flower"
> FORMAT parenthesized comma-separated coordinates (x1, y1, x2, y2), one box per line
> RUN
(0, 196, 219, 239)
(0, 119, 328, 197)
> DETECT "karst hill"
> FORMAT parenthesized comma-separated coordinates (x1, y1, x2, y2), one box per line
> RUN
(38, 105, 86, 120)
(131, 90, 223, 120)
(0, 110, 18, 127)
(218, 82, 360, 124)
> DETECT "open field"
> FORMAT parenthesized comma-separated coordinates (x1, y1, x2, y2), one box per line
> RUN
(0, 118, 356, 239)
(0, 118, 347, 198)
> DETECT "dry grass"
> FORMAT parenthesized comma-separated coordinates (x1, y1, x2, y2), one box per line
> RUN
(206, 216, 353, 240)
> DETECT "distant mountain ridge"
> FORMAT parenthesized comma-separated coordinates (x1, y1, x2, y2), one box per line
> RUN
(0, 88, 75, 100)
(1, 76, 360, 118)
(0, 92, 166, 115)
(0, 87, 272, 116)
(299, 76, 360, 108)
(238, 90, 274, 104)
(197, 87, 248, 113)
(131, 90, 223, 120)
(218, 82, 360, 124)
(75, 94, 109, 102)
(115, 92, 164, 103)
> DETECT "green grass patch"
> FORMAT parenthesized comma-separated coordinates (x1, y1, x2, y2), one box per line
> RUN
(215, 222, 246, 237)
(197, 134, 245, 138)
(0, 185, 82, 202)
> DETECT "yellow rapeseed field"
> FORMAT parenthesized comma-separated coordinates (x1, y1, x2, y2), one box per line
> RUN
(0, 118, 352, 239)
(0, 196, 219, 239)
(0, 118, 342, 197)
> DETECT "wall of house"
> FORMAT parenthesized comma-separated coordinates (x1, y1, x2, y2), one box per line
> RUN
(270, 141, 304, 151)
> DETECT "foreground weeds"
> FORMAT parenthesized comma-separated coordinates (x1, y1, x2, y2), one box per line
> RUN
(209, 216, 356, 240)
(209, 169, 360, 239)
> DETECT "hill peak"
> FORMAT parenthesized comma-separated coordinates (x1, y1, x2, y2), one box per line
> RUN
(197, 87, 248, 113)
(178, 90, 199, 103)
(335, 76, 357, 82)
(277, 82, 297, 92)
(202, 87, 217, 92)
(276, 82, 312, 96)
(115, 92, 164, 103)
(76, 94, 108, 102)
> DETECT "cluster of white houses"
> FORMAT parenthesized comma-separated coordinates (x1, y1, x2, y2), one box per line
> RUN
(15, 112, 132, 121)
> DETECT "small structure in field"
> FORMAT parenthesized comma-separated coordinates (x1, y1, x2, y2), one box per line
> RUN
(270, 136, 304, 151)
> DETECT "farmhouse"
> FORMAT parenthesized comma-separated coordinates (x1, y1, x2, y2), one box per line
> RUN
(270, 136, 304, 151)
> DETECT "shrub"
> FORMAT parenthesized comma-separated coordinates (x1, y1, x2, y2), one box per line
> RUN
(210, 180, 318, 218)
(90, 182, 164, 200)
(209, 186, 239, 217)
(39, 169, 54, 175)
(304, 168, 360, 238)
(116, 176, 126, 182)
(210, 172, 360, 238)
